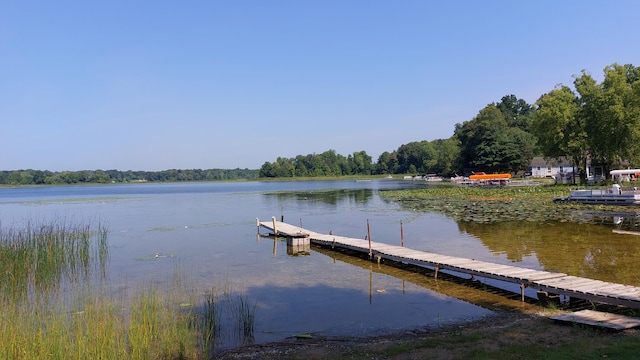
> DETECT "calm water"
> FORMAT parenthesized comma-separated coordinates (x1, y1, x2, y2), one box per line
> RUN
(2, 180, 639, 350)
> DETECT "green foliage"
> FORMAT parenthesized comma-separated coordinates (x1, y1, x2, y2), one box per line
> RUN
(455, 99, 535, 174)
(585, 64, 640, 171)
(396, 141, 437, 174)
(0, 168, 259, 185)
(259, 150, 373, 177)
(532, 85, 585, 177)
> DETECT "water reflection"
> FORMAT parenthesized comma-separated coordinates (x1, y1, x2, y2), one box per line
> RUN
(257, 234, 311, 256)
(266, 188, 376, 206)
(312, 246, 536, 313)
(580, 210, 640, 232)
(456, 220, 640, 286)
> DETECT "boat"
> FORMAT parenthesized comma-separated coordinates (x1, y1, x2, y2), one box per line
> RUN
(610, 169, 640, 182)
(464, 172, 511, 186)
(554, 184, 640, 205)
(468, 173, 511, 181)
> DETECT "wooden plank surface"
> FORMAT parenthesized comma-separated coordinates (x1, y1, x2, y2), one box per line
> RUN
(551, 310, 640, 330)
(258, 220, 640, 309)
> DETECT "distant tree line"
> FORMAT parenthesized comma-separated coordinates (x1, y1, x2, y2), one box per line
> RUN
(258, 150, 374, 177)
(260, 62, 640, 181)
(0, 168, 259, 185)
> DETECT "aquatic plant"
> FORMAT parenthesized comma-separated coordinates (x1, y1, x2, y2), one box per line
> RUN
(0, 218, 259, 359)
(0, 219, 109, 302)
(201, 290, 220, 348)
(382, 185, 640, 225)
(234, 295, 256, 342)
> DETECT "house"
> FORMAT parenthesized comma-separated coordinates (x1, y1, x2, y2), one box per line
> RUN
(529, 156, 612, 183)
(529, 157, 576, 181)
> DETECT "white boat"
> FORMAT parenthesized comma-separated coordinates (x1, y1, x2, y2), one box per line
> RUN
(554, 184, 640, 205)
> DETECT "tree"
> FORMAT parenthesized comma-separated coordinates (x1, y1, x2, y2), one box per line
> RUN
(573, 64, 640, 177)
(532, 85, 585, 181)
(496, 94, 535, 131)
(431, 138, 460, 176)
(597, 64, 640, 168)
(455, 105, 508, 173)
(455, 96, 536, 174)
(375, 151, 398, 174)
(348, 151, 373, 175)
(396, 141, 436, 174)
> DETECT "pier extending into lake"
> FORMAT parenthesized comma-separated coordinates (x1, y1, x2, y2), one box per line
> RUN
(257, 218, 640, 310)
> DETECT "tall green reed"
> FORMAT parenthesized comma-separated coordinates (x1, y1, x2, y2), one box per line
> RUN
(0, 218, 259, 359)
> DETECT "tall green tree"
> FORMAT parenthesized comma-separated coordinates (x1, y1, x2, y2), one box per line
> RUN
(574, 64, 640, 176)
(396, 141, 436, 174)
(532, 85, 585, 180)
(455, 102, 535, 174)
(497, 94, 535, 131)
(431, 137, 460, 176)
(348, 151, 373, 175)
(375, 151, 398, 174)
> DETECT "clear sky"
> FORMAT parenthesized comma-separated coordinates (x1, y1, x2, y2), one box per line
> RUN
(1, 1, 639, 171)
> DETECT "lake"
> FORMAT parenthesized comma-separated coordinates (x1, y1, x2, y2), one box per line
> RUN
(2, 179, 639, 351)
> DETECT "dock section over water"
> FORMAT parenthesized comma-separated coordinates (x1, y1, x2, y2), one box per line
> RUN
(257, 219, 640, 309)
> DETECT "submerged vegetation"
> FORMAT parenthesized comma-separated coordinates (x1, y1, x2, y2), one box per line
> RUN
(0, 219, 256, 359)
(382, 184, 640, 225)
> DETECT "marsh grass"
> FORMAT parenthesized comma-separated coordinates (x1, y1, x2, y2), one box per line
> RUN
(233, 295, 256, 342)
(0, 219, 107, 302)
(0, 219, 258, 359)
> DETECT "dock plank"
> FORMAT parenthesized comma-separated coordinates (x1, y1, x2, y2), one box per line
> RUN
(258, 220, 640, 309)
(551, 310, 640, 330)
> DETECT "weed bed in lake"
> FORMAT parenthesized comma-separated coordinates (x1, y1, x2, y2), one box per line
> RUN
(0, 219, 255, 359)
(382, 185, 640, 225)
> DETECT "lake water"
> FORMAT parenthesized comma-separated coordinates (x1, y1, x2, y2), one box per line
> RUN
(2, 179, 639, 350)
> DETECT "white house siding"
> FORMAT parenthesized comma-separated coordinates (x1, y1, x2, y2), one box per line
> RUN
(529, 157, 576, 180)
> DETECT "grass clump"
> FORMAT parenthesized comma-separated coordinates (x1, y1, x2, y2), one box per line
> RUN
(0, 219, 257, 359)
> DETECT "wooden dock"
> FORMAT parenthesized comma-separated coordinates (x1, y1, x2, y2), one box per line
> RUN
(257, 219, 640, 309)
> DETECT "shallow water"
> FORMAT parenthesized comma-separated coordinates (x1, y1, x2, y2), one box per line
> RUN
(1, 180, 638, 350)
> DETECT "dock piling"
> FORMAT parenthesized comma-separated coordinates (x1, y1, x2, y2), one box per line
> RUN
(400, 220, 404, 247)
(367, 219, 372, 258)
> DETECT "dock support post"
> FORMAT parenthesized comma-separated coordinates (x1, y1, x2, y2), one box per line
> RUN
(256, 218, 260, 234)
(367, 219, 372, 259)
(434, 264, 439, 279)
(520, 283, 525, 302)
(272, 216, 278, 237)
(400, 220, 404, 247)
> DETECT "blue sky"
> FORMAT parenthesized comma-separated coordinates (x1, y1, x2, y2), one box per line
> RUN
(1, 1, 639, 171)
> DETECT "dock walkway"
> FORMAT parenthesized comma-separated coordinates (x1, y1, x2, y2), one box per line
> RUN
(258, 219, 640, 309)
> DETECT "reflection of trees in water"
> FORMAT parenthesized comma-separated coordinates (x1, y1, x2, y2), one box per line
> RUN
(268, 189, 374, 206)
(457, 221, 640, 286)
